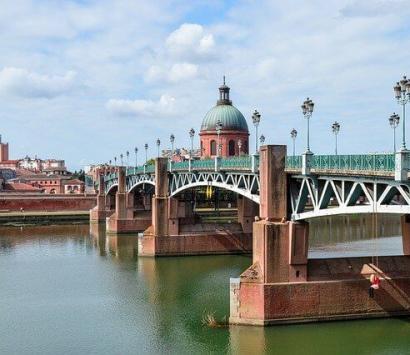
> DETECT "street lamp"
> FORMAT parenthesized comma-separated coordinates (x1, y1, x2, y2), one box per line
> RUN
(238, 139, 242, 156)
(215, 119, 223, 157)
(301, 98, 314, 152)
(394, 76, 410, 150)
(331, 121, 341, 155)
(252, 110, 261, 153)
(389, 113, 400, 152)
(114, 156, 117, 167)
(170, 134, 175, 160)
(189, 128, 195, 160)
(120, 153, 123, 166)
(290, 128, 297, 156)
(109, 159, 112, 166)
(126, 151, 129, 167)
(134, 147, 138, 167)
(144, 143, 148, 164)
(156, 138, 161, 157)
(259, 134, 265, 146)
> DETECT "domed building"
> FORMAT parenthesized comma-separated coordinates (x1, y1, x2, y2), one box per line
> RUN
(199, 79, 249, 158)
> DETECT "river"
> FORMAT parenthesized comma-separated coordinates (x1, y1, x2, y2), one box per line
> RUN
(0, 215, 409, 354)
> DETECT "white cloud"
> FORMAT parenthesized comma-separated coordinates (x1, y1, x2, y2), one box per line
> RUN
(166, 23, 215, 58)
(0, 67, 78, 98)
(145, 62, 198, 83)
(106, 94, 177, 117)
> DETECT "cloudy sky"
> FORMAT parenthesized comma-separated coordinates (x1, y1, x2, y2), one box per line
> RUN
(1, 0, 410, 169)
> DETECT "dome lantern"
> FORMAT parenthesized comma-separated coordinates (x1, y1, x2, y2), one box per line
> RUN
(217, 76, 232, 106)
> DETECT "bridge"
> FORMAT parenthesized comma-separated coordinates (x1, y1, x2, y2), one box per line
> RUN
(90, 146, 410, 326)
(100, 151, 410, 221)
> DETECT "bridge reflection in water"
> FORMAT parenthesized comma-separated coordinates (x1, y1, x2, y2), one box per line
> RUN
(309, 214, 401, 258)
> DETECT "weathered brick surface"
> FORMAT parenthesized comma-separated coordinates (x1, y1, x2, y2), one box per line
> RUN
(138, 232, 252, 256)
(234, 256, 410, 324)
(0, 195, 96, 211)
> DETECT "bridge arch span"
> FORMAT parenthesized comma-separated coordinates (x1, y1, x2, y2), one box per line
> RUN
(106, 183, 118, 195)
(127, 180, 155, 194)
(170, 181, 260, 204)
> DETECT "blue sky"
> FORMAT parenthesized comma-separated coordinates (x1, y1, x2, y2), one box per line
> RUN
(1, 0, 410, 169)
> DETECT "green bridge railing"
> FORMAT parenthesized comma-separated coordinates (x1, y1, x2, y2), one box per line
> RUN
(103, 153, 396, 185)
(286, 154, 395, 173)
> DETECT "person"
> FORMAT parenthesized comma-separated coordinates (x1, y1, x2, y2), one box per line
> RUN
(369, 274, 380, 298)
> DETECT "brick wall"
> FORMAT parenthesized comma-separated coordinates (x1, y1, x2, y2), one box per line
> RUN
(0, 194, 96, 211)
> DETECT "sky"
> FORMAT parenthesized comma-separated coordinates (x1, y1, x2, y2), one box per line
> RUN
(1, 0, 410, 170)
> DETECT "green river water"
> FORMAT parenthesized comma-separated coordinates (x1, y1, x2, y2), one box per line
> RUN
(0, 215, 409, 354)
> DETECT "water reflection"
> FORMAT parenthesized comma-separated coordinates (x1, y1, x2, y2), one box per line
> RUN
(309, 214, 402, 258)
(0, 217, 408, 354)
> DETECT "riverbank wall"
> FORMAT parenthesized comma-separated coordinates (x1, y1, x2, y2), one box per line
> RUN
(0, 194, 96, 212)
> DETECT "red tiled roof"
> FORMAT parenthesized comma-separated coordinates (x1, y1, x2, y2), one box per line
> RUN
(4, 182, 43, 192)
(64, 179, 84, 185)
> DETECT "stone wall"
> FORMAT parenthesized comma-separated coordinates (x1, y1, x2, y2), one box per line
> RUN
(0, 194, 96, 211)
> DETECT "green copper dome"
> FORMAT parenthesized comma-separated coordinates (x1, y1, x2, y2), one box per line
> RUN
(201, 104, 249, 132)
(200, 78, 249, 132)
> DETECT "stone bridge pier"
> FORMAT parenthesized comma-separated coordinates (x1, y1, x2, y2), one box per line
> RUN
(106, 167, 152, 234)
(90, 170, 114, 223)
(230, 145, 410, 326)
(138, 157, 253, 256)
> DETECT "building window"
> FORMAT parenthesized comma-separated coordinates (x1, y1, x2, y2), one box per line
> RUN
(210, 140, 216, 156)
(229, 140, 235, 156)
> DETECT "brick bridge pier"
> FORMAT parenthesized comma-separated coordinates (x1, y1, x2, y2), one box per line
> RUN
(230, 145, 410, 325)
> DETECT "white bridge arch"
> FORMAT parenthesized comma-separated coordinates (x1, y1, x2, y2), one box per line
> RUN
(169, 171, 260, 203)
(290, 174, 410, 221)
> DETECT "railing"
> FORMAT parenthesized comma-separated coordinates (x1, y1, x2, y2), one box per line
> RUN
(102, 153, 396, 187)
(219, 156, 252, 170)
(286, 154, 395, 172)
(286, 156, 302, 169)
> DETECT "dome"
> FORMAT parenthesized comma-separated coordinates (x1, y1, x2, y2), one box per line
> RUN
(201, 104, 249, 132)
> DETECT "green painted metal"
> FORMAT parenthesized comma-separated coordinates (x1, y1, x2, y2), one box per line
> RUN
(220, 156, 252, 169)
(103, 153, 396, 188)
(310, 154, 395, 172)
(201, 104, 249, 132)
(286, 156, 302, 169)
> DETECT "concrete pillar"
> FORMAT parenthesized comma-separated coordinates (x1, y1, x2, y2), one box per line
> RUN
(258, 145, 287, 220)
(395, 150, 410, 181)
(115, 167, 127, 219)
(302, 151, 313, 175)
(90, 173, 110, 223)
(152, 157, 169, 237)
(96, 174, 106, 210)
(401, 214, 410, 255)
(237, 196, 258, 233)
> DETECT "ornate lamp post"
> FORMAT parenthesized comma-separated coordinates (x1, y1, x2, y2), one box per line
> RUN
(114, 156, 117, 167)
(109, 159, 112, 166)
(120, 153, 123, 166)
(189, 128, 195, 160)
(252, 110, 261, 153)
(290, 128, 297, 156)
(238, 139, 242, 156)
(156, 138, 161, 157)
(215, 119, 223, 157)
(144, 143, 148, 164)
(389, 113, 400, 152)
(170, 134, 175, 160)
(331, 121, 341, 155)
(259, 134, 265, 146)
(134, 147, 138, 167)
(301, 98, 314, 152)
(126, 151, 129, 167)
(394, 76, 410, 150)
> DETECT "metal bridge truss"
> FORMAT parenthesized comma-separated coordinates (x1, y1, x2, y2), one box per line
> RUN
(105, 171, 260, 203)
(169, 171, 260, 203)
(290, 174, 410, 220)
